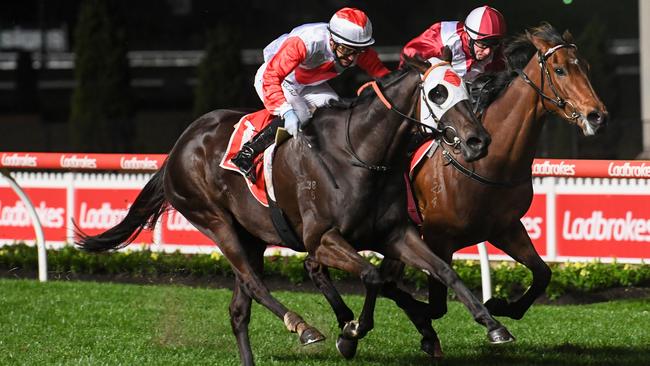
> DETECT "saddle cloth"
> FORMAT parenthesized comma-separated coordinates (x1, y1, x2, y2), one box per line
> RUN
(407, 139, 439, 226)
(219, 109, 274, 207)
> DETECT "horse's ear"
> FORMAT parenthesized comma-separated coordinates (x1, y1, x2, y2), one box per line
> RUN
(526, 29, 550, 53)
(402, 53, 431, 73)
(562, 30, 575, 43)
(440, 46, 453, 63)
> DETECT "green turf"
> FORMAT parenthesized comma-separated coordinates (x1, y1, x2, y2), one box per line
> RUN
(0, 279, 648, 365)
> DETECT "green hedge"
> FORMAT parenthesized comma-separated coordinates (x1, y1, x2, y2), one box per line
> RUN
(1, 244, 649, 300)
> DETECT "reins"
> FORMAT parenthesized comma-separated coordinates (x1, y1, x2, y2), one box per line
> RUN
(348, 62, 451, 172)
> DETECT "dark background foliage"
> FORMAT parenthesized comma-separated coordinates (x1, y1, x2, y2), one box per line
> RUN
(0, 0, 642, 157)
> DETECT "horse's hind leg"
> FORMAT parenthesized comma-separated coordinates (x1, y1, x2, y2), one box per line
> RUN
(229, 240, 265, 366)
(231, 276, 255, 366)
(304, 255, 357, 359)
(187, 210, 325, 348)
(486, 221, 551, 319)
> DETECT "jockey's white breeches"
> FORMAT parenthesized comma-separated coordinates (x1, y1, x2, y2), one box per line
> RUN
(254, 63, 340, 123)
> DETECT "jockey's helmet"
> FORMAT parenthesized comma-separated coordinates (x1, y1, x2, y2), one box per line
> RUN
(464, 6, 506, 42)
(328, 7, 375, 48)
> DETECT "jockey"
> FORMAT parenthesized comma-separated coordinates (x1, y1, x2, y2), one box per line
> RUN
(231, 7, 390, 183)
(401, 5, 507, 83)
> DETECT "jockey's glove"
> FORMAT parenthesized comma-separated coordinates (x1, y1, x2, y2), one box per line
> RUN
(282, 109, 300, 136)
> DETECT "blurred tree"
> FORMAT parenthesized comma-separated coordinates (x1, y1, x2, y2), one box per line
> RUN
(193, 23, 244, 117)
(69, 0, 132, 152)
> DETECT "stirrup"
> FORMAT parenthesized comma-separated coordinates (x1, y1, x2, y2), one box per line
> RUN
(231, 150, 258, 184)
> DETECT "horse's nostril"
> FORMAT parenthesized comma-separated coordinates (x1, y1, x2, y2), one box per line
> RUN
(587, 110, 602, 125)
(466, 137, 484, 151)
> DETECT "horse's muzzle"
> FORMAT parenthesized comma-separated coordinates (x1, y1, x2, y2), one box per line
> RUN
(586, 109, 608, 134)
(462, 133, 491, 162)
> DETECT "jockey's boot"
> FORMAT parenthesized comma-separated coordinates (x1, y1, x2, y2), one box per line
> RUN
(230, 117, 282, 183)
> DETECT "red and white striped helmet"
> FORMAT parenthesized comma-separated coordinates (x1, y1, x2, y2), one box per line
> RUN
(328, 7, 375, 47)
(464, 6, 506, 41)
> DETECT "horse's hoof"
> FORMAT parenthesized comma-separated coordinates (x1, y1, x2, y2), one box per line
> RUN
(342, 320, 360, 339)
(421, 337, 444, 358)
(336, 335, 358, 359)
(487, 327, 515, 344)
(300, 327, 326, 346)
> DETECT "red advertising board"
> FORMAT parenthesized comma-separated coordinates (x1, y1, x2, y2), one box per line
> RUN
(457, 194, 547, 256)
(160, 209, 212, 246)
(556, 194, 650, 259)
(74, 188, 153, 243)
(0, 187, 67, 241)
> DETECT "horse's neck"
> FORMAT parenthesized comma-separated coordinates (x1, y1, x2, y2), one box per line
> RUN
(347, 73, 419, 165)
(482, 58, 547, 176)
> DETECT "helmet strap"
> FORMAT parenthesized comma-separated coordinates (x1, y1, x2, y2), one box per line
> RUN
(468, 39, 478, 60)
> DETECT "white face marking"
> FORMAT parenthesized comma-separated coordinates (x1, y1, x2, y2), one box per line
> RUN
(570, 58, 579, 65)
(419, 57, 471, 129)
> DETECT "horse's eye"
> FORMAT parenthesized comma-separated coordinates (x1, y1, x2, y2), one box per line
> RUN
(428, 85, 449, 105)
(554, 67, 566, 76)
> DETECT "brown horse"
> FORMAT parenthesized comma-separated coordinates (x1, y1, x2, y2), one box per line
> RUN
(75, 56, 509, 366)
(305, 23, 608, 358)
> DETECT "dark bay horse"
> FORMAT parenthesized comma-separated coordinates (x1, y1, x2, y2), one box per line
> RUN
(75, 56, 509, 366)
(305, 23, 608, 358)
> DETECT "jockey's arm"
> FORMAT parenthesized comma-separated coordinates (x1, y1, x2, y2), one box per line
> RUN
(400, 23, 444, 67)
(261, 37, 307, 116)
(356, 48, 390, 78)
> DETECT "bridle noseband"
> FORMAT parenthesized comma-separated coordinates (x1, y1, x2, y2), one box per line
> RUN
(516, 43, 581, 120)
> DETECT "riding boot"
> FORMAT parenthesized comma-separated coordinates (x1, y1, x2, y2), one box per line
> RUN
(230, 117, 282, 183)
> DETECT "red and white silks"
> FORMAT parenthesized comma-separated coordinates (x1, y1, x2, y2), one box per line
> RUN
(401, 21, 504, 82)
(256, 22, 389, 120)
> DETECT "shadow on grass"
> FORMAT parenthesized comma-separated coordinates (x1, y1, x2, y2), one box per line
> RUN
(270, 343, 650, 365)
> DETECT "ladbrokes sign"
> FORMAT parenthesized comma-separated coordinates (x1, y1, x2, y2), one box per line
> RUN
(0, 188, 67, 241)
(556, 195, 650, 258)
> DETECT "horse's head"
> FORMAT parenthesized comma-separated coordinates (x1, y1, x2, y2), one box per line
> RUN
(405, 54, 491, 162)
(520, 23, 608, 136)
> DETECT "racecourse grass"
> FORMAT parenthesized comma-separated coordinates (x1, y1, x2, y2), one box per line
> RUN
(0, 279, 649, 366)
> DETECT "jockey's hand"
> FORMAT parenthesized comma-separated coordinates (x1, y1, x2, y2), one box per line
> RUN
(282, 109, 300, 136)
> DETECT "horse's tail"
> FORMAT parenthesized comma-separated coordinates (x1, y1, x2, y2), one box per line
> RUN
(75, 163, 168, 252)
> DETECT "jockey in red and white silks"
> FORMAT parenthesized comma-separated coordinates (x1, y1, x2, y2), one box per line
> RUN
(231, 7, 390, 183)
(401, 5, 507, 83)
(254, 8, 390, 125)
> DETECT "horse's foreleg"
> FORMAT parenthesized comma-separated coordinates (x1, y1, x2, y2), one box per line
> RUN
(312, 228, 382, 342)
(304, 255, 358, 359)
(304, 255, 354, 329)
(385, 227, 515, 344)
(379, 258, 443, 358)
(487, 221, 551, 319)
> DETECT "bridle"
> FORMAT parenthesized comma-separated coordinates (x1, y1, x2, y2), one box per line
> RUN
(516, 43, 581, 120)
(349, 62, 461, 172)
(438, 42, 582, 188)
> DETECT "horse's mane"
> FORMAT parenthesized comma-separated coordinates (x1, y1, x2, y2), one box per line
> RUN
(325, 67, 412, 110)
(477, 22, 568, 110)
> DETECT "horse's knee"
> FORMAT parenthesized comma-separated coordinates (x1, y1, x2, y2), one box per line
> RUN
(360, 267, 382, 287)
(229, 303, 251, 331)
